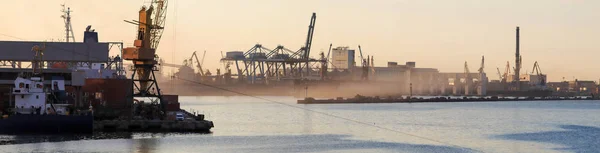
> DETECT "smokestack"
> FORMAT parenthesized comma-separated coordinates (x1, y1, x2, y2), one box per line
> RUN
(515, 26, 521, 90)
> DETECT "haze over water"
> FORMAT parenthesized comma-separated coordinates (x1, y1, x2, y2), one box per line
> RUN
(1, 96, 599, 153)
(3, 1, 600, 81)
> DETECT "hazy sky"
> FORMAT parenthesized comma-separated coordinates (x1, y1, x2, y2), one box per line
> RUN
(2, 0, 599, 82)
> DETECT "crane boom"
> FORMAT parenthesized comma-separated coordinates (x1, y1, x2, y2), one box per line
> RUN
(201, 50, 206, 67)
(325, 43, 332, 61)
(478, 56, 484, 74)
(150, 0, 168, 49)
(358, 45, 364, 66)
(303, 13, 316, 75)
(532, 61, 542, 75)
(162, 63, 183, 68)
(191, 51, 205, 76)
(496, 67, 502, 81)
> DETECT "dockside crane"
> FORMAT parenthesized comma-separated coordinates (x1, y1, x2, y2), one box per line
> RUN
(303, 13, 316, 76)
(496, 67, 503, 81)
(358, 45, 368, 80)
(478, 56, 484, 75)
(358, 45, 365, 66)
(531, 61, 542, 75)
(531, 61, 546, 86)
(122, 0, 169, 114)
(477, 56, 486, 95)
(503, 61, 511, 82)
(325, 43, 332, 61)
(190, 51, 205, 76)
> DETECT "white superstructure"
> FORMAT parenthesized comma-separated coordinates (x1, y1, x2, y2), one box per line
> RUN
(12, 76, 70, 115)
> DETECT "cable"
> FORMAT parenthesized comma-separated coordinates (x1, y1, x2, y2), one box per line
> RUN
(0, 33, 26, 41)
(175, 77, 483, 153)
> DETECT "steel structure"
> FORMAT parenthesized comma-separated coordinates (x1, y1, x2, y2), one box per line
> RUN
(122, 0, 168, 113)
(220, 13, 324, 84)
(61, 4, 75, 42)
(0, 5, 123, 74)
(0, 41, 122, 73)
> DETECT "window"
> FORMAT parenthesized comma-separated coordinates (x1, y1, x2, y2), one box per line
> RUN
(95, 92, 103, 100)
(36, 95, 39, 99)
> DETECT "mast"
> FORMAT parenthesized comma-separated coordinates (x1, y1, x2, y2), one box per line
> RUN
(61, 5, 75, 42)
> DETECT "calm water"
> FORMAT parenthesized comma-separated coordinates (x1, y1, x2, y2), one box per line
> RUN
(1, 96, 599, 153)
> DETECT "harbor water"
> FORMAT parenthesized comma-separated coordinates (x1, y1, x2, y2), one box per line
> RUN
(1, 96, 599, 153)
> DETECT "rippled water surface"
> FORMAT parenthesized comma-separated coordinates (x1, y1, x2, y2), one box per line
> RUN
(1, 96, 599, 153)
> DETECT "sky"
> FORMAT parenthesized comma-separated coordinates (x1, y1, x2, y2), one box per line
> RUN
(2, 0, 599, 82)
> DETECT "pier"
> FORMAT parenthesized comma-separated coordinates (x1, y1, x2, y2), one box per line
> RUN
(93, 119, 213, 132)
(298, 95, 598, 104)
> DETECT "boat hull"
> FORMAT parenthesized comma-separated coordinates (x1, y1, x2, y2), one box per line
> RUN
(0, 115, 93, 134)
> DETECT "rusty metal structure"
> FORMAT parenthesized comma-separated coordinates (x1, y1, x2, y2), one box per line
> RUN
(122, 0, 168, 112)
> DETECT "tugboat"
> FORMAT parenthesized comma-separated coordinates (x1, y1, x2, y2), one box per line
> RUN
(0, 45, 93, 134)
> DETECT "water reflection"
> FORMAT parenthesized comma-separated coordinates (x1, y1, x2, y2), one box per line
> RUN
(303, 108, 312, 134)
(0, 132, 185, 145)
(498, 125, 600, 153)
(189, 134, 476, 153)
(0, 134, 475, 153)
(135, 137, 157, 153)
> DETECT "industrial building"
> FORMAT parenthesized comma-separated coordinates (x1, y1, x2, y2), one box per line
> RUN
(331, 46, 355, 70)
(547, 80, 599, 96)
(351, 61, 487, 96)
(0, 27, 131, 112)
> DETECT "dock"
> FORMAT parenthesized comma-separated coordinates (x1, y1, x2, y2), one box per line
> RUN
(93, 119, 213, 132)
(298, 96, 598, 104)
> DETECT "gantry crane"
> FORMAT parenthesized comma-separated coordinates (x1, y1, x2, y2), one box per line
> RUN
(122, 0, 169, 114)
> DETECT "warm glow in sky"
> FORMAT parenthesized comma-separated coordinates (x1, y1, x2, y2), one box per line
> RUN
(2, 0, 599, 82)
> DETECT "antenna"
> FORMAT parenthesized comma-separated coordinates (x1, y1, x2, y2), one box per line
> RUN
(61, 4, 75, 42)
